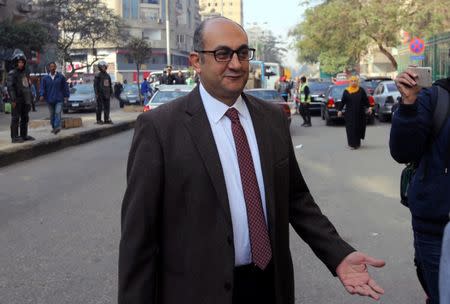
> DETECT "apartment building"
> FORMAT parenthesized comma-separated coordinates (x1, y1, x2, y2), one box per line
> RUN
(199, 0, 243, 25)
(72, 0, 200, 83)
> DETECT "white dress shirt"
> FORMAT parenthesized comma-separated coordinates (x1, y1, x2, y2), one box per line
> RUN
(199, 84, 268, 266)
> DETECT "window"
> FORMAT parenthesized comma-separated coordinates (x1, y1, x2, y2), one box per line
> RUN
(177, 34, 185, 44)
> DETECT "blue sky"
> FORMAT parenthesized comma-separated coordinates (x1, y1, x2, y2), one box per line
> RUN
(243, 0, 306, 67)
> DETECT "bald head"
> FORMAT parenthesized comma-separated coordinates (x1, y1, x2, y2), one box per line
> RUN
(193, 17, 247, 53)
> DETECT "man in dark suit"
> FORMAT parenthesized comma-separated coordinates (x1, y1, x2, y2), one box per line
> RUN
(119, 17, 385, 304)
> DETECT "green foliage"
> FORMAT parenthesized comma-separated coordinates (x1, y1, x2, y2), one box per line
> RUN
(290, 0, 450, 74)
(0, 20, 51, 54)
(125, 38, 152, 67)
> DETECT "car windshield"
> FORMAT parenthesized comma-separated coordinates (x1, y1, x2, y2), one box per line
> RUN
(151, 91, 189, 103)
(245, 90, 281, 101)
(71, 84, 93, 94)
(123, 85, 139, 94)
(309, 82, 332, 94)
(330, 85, 347, 100)
(386, 83, 399, 93)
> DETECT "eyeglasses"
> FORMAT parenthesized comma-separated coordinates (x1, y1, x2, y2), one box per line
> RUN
(195, 47, 255, 62)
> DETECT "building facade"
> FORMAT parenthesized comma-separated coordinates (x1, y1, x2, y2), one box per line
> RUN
(199, 0, 243, 25)
(117, 0, 200, 82)
(70, 0, 200, 83)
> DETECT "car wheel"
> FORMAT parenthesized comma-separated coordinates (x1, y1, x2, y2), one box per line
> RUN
(379, 112, 387, 122)
(321, 107, 325, 120)
(63, 109, 68, 114)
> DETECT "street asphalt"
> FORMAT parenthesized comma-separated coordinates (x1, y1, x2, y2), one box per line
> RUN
(0, 115, 425, 304)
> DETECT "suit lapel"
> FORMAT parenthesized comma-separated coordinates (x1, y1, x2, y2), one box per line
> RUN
(243, 94, 276, 232)
(183, 87, 232, 225)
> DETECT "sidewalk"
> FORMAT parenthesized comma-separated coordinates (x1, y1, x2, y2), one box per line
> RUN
(0, 108, 141, 168)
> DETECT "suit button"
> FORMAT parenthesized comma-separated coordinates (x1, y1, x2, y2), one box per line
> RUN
(227, 236, 233, 246)
(224, 282, 232, 291)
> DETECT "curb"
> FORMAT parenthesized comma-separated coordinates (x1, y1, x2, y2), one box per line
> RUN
(0, 120, 136, 168)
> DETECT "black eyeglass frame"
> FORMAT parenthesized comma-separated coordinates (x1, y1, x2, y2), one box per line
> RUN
(194, 47, 256, 62)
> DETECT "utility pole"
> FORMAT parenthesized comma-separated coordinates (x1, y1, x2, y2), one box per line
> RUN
(165, 0, 171, 66)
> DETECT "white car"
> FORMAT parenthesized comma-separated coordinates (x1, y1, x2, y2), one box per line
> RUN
(143, 84, 196, 112)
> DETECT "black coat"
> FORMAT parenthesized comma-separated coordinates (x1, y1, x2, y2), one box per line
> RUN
(119, 86, 355, 304)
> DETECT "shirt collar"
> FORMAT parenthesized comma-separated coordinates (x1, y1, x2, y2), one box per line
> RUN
(199, 83, 249, 124)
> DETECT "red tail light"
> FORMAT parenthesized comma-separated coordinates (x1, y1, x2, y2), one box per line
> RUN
(282, 104, 291, 116)
(143, 105, 151, 112)
(368, 96, 375, 107)
(327, 97, 335, 108)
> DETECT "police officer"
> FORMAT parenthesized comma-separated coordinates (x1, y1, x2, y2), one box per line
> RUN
(6, 51, 35, 143)
(299, 76, 312, 127)
(93, 61, 113, 124)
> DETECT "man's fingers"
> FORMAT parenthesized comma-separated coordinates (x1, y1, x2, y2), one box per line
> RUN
(364, 255, 386, 268)
(344, 285, 356, 295)
(354, 285, 369, 297)
(362, 284, 381, 300)
(368, 279, 385, 294)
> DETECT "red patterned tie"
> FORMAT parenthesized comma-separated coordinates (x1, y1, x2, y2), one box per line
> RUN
(225, 108, 272, 270)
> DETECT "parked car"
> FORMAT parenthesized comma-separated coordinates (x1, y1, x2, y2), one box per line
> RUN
(244, 88, 291, 125)
(143, 84, 195, 112)
(360, 76, 392, 95)
(64, 84, 96, 114)
(372, 80, 401, 122)
(120, 84, 145, 105)
(320, 84, 375, 126)
(308, 81, 332, 114)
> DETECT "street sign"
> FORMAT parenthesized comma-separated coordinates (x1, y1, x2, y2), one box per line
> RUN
(410, 55, 425, 60)
(409, 37, 426, 54)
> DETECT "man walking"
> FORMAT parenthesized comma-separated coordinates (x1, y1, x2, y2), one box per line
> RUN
(93, 61, 113, 124)
(6, 51, 35, 143)
(40, 62, 70, 134)
(119, 17, 385, 304)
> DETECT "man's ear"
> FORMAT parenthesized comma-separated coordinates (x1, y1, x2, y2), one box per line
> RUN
(189, 52, 201, 75)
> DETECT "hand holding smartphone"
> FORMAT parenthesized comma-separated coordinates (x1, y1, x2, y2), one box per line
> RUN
(407, 66, 432, 87)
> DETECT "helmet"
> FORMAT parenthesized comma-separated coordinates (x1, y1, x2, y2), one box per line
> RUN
(97, 61, 108, 69)
(11, 49, 27, 65)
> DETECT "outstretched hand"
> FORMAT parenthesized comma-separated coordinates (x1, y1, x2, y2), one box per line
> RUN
(336, 252, 385, 300)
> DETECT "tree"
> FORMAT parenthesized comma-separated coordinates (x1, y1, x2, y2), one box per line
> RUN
(37, 0, 126, 77)
(124, 38, 152, 104)
(290, 0, 449, 74)
(0, 19, 51, 56)
(258, 32, 287, 64)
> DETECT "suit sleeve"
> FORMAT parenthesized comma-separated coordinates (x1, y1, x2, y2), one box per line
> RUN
(119, 113, 163, 303)
(285, 114, 355, 275)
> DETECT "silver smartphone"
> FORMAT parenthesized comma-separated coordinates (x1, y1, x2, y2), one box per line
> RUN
(408, 67, 432, 87)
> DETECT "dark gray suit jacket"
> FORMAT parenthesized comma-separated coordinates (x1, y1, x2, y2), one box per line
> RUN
(119, 86, 355, 304)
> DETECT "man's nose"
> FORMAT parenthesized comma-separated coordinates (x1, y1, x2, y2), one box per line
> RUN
(228, 52, 242, 69)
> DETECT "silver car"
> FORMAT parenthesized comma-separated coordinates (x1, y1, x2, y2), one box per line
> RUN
(372, 80, 401, 122)
(143, 84, 196, 112)
(120, 84, 144, 105)
(64, 84, 96, 113)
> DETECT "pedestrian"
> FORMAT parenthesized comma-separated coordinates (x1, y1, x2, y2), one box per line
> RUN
(39, 62, 70, 134)
(441, 219, 450, 304)
(276, 76, 291, 102)
(337, 76, 372, 149)
(175, 70, 186, 84)
(140, 78, 152, 104)
(298, 76, 312, 127)
(93, 61, 113, 124)
(391, 70, 450, 304)
(185, 71, 195, 85)
(6, 50, 35, 143)
(114, 81, 124, 108)
(118, 16, 385, 304)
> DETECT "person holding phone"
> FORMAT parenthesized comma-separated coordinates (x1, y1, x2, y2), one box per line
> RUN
(391, 68, 450, 304)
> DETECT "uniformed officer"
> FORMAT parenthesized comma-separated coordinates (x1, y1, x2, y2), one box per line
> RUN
(93, 61, 113, 124)
(6, 51, 35, 143)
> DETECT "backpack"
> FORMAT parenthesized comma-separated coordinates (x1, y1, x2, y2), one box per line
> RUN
(400, 85, 450, 207)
